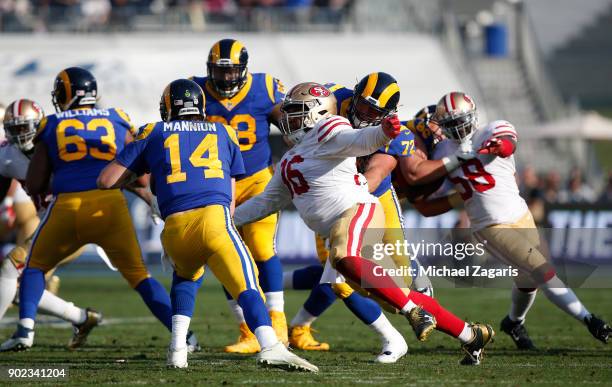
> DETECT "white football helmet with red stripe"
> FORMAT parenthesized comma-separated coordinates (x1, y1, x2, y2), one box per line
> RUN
(3, 99, 44, 152)
(432, 92, 477, 143)
(279, 82, 337, 145)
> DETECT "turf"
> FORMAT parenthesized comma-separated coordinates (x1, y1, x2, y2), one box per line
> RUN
(0, 268, 611, 386)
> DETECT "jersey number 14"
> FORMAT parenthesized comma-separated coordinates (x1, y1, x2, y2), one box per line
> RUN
(164, 133, 224, 183)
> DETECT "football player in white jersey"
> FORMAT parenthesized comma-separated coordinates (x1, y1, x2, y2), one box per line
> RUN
(417, 91, 611, 348)
(234, 82, 495, 365)
(0, 99, 101, 350)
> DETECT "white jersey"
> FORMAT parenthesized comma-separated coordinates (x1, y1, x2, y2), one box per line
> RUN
(433, 120, 528, 230)
(0, 141, 29, 181)
(234, 115, 392, 237)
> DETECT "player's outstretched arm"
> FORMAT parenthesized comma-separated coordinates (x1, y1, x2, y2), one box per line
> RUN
(97, 160, 138, 190)
(317, 116, 400, 158)
(25, 142, 52, 196)
(234, 168, 291, 227)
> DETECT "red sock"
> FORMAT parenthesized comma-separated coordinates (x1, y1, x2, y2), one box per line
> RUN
(335, 256, 410, 310)
(336, 256, 466, 338)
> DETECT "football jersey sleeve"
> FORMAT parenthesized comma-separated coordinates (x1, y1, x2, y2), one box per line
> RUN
(265, 74, 286, 105)
(233, 167, 291, 227)
(488, 120, 518, 141)
(225, 126, 246, 178)
(113, 108, 138, 136)
(315, 116, 391, 158)
(115, 123, 153, 175)
(378, 127, 416, 157)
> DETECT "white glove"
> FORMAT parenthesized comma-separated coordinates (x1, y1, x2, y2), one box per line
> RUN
(442, 141, 476, 172)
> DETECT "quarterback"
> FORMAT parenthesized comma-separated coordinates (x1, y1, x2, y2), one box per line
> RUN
(235, 82, 495, 365)
(191, 38, 288, 352)
(98, 79, 316, 371)
(420, 91, 611, 348)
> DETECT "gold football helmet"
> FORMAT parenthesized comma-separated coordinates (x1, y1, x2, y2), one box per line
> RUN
(432, 92, 477, 142)
(3, 99, 44, 152)
(279, 82, 337, 145)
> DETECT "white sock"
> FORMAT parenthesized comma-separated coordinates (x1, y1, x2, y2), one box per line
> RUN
(227, 299, 246, 324)
(265, 291, 284, 313)
(38, 290, 87, 325)
(290, 307, 317, 327)
(369, 313, 402, 342)
(171, 314, 191, 350)
(508, 285, 537, 322)
(399, 300, 417, 315)
(282, 271, 294, 289)
(254, 325, 278, 350)
(457, 323, 474, 344)
(540, 275, 589, 322)
(0, 260, 19, 320)
(19, 318, 35, 330)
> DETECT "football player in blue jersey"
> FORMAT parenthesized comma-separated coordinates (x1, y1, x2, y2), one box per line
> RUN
(98, 79, 317, 371)
(0, 67, 198, 353)
(190, 38, 288, 353)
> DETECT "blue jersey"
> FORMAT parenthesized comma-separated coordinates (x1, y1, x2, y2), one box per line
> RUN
(116, 120, 245, 219)
(191, 73, 284, 179)
(325, 83, 416, 197)
(36, 107, 135, 194)
(403, 118, 436, 156)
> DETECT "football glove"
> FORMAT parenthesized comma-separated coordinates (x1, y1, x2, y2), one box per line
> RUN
(381, 115, 401, 139)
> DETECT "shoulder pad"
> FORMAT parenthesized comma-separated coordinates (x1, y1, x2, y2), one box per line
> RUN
(136, 122, 157, 141)
(222, 123, 239, 146)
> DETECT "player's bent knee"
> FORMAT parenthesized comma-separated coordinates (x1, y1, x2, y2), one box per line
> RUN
(332, 282, 354, 299)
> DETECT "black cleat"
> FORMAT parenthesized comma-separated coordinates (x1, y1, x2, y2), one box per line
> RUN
(585, 314, 611, 344)
(500, 315, 536, 350)
(460, 323, 495, 365)
(406, 305, 437, 342)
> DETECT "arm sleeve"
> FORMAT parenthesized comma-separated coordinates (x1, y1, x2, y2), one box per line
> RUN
(233, 168, 291, 227)
(315, 124, 392, 158)
(115, 138, 149, 176)
(377, 128, 416, 157)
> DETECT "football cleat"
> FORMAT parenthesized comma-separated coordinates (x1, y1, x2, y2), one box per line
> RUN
(0, 324, 34, 352)
(257, 342, 319, 373)
(289, 325, 330, 351)
(460, 323, 495, 365)
(270, 311, 289, 346)
(186, 330, 201, 353)
(406, 305, 437, 342)
(375, 335, 408, 364)
(500, 315, 536, 350)
(585, 314, 611, 344)
(68, 308, 102, 350)
(167, 346, 188, 368)
(224, 322, 260, 353)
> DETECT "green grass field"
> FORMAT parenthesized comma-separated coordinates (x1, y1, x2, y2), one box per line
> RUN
(1, 268, 611, 386)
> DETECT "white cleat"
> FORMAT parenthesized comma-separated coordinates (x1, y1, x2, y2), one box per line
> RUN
(375, 336, 408, 364)
(186, 330, 201, 353)
(0, 325, 34, 352)
(166, 346, 188, 368)
(257, 342, 319, 373)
